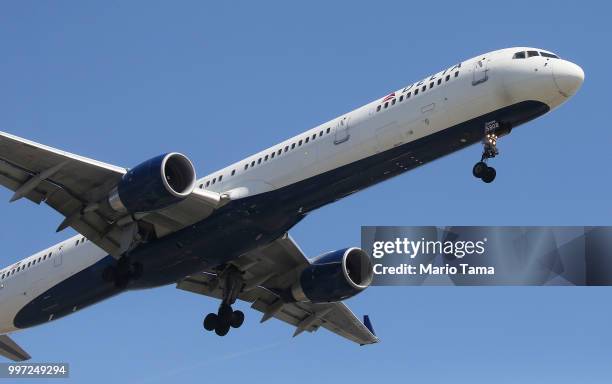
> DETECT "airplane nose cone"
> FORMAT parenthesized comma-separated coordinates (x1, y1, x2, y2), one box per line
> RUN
(553, 60, 584, 97)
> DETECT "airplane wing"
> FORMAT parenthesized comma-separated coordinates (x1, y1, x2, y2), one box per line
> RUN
(0, 131, 226, 258)
(0, 335, 30, 361)
(177, 233, 379, 345)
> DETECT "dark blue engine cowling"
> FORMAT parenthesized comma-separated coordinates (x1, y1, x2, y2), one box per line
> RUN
(292, 248, 374, 303)
(109, 153, 196, 213)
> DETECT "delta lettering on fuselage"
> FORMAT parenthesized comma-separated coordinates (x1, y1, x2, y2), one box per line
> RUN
(401, 62, 462, 93)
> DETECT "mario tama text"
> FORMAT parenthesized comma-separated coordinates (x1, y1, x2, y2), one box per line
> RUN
(374, 263, 494, 276)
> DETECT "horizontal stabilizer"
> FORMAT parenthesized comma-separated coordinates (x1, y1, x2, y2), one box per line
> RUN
(363, 315, 376, 336)
(0, 335, 30, 361)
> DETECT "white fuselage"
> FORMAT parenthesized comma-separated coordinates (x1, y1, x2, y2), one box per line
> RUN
(0, 47, 584, 334)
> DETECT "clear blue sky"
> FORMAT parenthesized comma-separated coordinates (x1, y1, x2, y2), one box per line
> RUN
(1, 1, 611, 383)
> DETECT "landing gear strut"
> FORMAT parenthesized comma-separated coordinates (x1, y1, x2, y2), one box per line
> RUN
(473, 132, 498, 183)
(202, 267, 245, 336)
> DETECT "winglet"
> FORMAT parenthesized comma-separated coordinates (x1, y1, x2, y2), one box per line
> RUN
(0, 335, 31, 361)
(363, 315, 376, 336)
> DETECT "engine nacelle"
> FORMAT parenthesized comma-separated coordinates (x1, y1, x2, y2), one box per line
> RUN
(108, 153, 196, 213)
(291, 247, 374, 303)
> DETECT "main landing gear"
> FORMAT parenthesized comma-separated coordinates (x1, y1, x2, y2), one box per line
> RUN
(203, 267, 245, 336)
(473, 132, 498, 183)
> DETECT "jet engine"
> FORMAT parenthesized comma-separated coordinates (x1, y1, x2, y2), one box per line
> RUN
(291, 247, 374, 303)
(108, 152, 196, 213)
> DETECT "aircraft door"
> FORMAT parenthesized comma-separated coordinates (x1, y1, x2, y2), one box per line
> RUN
(334, 116, 350, 145)
(472, 58, 489, 85)
(53, 246, 63, 267)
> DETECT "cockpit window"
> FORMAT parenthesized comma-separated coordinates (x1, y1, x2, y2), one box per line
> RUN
(527, 50, 539, 57)
(513, 51, 526, 59)
(540, 52, 559, 59)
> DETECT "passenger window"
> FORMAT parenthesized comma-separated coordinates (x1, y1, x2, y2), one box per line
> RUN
(437, 79, 442, 85)
(284, 146, 289, 152)
(319, 131, 323, 137)
(264, 155, 268, 161)
(257, 158, 262, 164)
(391, 99, 396, 105)
(278, 149, 282, 155)
(454, 71, 459, 77)
(407, 91, 411, 98)
(429, 82, 434, 89)
(384, 102, 389, 108)
(399, 95, 404, 102)
(312, 134, 316, 140)
(421, 85, 426, 92)
(527, 50, 539, 57)
(513, 51, 526, 59)
(445, 74, 450, 81)
(298, 140, 302, 146)
(305, 137, 309, 143)
(414, 88, 419, 95)
(271, 152, 275, 159)
(291, 143, 296, 149)
(251, 161, 255, 167)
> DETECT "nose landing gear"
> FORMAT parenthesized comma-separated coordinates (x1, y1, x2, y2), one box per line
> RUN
(473, 132, 499, 183)
(202, 267, 245, 336)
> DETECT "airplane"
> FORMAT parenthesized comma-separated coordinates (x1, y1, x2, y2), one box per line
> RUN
(0, 47, 583, 361)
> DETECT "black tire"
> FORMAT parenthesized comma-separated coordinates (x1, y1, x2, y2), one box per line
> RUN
(218, 304, 233, 323)
(230, 310, 245, 328)
(482, 166, 496, 183)
(215, 322, 230, 336)
(473, 162, 487, 178)
(203, 313, 218, 331)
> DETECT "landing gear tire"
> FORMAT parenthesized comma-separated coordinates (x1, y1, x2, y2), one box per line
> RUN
(482, 166, 496, 183)
(215, 322, 231, 337)
(203, 313, 218, 331)
(230, 310, 245, 329)
(473, 162, 488, 179)
(218, 304, 233, 323)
